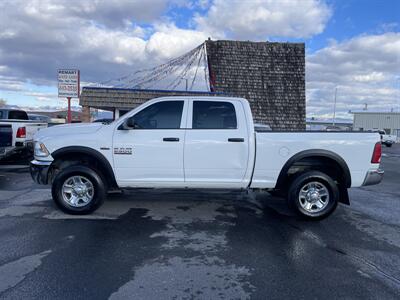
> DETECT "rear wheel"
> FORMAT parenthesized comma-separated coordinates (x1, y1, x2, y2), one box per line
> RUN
(52, 165, 106, 214)
(287, 171, 339, 220)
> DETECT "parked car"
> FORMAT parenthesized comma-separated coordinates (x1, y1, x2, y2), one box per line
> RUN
(0, 108, 47, 159)
(93, 118, 114, 124)
(376, 130, 396, 147)
(28, 113, 51, 123)
(254, 123, 272, 132)
(30, 97, 383, 220)
(325, 125, 343, 132)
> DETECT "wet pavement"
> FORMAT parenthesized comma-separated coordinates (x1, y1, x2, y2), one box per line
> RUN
(0, 145, 399, 299)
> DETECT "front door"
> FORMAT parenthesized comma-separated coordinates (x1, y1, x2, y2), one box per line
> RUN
(184, 99, 249, 187)
(112, 99, 187, 187)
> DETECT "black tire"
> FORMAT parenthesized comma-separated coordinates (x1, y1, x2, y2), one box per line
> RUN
(287, 171, 339, 220)
(385, 143, 392, 147)
(51, 165, 106, 215)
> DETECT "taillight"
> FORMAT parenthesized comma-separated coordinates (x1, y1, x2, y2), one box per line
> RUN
(16, 127, 26, 138)
(371, 142, 382, 164)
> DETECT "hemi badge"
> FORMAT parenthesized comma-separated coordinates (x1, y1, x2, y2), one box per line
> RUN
(100, 147, 110, 150)
(114, 147, 133, 155)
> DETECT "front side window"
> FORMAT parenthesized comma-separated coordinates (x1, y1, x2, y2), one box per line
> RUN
(132, 101, 184, 129)
(192, 101, 237, 129)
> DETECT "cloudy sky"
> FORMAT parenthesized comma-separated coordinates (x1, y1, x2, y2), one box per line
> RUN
(0, 0, 399, 119)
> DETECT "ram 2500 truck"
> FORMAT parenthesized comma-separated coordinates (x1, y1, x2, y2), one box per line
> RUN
(30, 97, 383, 220)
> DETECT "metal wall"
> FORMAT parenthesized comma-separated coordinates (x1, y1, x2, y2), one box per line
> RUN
(353, 112, 400, 137)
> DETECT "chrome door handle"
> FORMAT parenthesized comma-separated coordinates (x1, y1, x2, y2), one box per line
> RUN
(163, 137, 180, 142)
(228, 138, 244, 142)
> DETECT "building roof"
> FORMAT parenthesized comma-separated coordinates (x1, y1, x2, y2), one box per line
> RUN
(350, 111, 400, 115)
(80, 87, 226, 111)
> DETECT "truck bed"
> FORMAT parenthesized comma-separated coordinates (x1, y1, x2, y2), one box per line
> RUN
(251, 131, 380, 188)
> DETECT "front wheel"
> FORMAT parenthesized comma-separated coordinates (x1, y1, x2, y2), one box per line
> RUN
(51, 166, 106, 215)
(287, 171, 339, 220)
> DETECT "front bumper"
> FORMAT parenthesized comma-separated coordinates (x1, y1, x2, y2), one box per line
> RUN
(30, 159, 52, 185)
(362, 169, 384, 186)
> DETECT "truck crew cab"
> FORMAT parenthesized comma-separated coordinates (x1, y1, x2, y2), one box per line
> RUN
(30, 97, 383, 220)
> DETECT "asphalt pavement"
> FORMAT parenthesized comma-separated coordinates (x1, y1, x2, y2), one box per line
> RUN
(0, 145, 399, 299)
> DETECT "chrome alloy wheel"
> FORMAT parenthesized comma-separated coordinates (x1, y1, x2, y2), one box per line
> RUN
(61, 176, 94, 207)
(298, 181, 329, 213)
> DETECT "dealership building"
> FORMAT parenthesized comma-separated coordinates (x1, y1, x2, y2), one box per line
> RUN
(80, 39, 305, 130)
(352, 111, 400, 140)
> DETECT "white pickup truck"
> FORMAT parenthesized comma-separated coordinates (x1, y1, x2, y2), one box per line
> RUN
(30, 97, 384, 220)
(0, 109, 47, 159)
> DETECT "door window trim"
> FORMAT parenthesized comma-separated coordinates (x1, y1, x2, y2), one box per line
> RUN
(115, 99, 188, 130)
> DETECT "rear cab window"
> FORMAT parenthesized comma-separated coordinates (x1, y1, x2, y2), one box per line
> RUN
(192, 101, 237, 129)
(8, 110, 29, 120)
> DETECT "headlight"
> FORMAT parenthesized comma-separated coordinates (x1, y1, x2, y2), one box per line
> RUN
(34, 142, 50, 157)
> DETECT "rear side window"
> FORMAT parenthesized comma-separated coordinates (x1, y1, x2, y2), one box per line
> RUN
(8, 110, 28, 120)
(192, 101, 237, 129)
(133, 101, 184, 129)
(0, 111, 3, 119)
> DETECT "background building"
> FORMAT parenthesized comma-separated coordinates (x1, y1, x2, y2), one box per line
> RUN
(206, 40, 305, 130)
(80, 39, 305, 130)
(352, 111, 400, 139)
(80, 88, 221, 120)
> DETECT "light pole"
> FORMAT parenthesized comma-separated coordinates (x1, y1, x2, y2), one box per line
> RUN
(397, 77, 400, 112)
(332, 87, 337, 126)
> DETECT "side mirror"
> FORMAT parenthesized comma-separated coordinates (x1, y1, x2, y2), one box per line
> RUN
(119, 118, 137, 130)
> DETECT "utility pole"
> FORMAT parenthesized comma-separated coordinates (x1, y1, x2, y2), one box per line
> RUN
(332, 87, 337, 126)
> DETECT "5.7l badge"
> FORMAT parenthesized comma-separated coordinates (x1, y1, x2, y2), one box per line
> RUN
(114, 147, 133, 155)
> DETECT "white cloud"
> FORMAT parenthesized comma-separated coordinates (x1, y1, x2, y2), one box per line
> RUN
(146, 24, 208, 60)
(307, 32, 400, 118)
(195, 0, 332, 39)
(0, 0, 210, 88)
(20, 0, 168, 28)
(353, 72, 387, 83)
(0, 75, 25, 92)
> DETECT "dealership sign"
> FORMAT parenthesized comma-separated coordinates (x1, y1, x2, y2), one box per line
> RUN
(58, 69, 80, 98)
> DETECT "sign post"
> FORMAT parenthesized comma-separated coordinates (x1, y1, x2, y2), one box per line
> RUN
(67, 97, 72, 123)
(58, 69, 80, 123)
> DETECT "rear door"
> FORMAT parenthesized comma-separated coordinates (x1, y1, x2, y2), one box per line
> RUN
(112, 99, 187, 187)
(184, 99, 249, 187)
